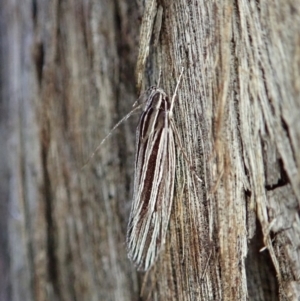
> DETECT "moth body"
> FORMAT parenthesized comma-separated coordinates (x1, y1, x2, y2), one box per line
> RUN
(127, 87, 176, 271)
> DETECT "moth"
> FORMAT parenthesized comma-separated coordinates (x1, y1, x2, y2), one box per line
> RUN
(85, 69, 192, 271)
(127, 70, 184, 271)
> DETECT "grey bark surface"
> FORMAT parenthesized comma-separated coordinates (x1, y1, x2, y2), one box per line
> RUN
(0, 0, 300, 301)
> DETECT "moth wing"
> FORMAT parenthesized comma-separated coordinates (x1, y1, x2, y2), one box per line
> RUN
(127, 125, 175, 271)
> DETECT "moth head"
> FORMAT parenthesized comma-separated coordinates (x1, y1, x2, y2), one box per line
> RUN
(135, 86, 157, 107)
(149, 88, 169, 111)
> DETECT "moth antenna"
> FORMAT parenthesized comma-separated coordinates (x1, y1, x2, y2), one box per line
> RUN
(157, 67, 162, 87)
(82, 103, 143, 170)
(201, 251, 212, 280)
(168, 67, 202, 182)
(170, 67, 184, 114)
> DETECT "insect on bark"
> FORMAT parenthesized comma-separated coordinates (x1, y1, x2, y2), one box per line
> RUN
(126, 69, 184, 271)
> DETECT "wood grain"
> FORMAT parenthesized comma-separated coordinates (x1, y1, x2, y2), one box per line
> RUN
(0, 0, 299, 300)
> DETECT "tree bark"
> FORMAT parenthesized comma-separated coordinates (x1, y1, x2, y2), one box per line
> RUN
(1, 0, 300, 301)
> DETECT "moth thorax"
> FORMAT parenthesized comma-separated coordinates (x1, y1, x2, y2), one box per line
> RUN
(149, 92, 162, 110)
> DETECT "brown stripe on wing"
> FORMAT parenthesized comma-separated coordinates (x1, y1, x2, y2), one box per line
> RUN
(131, 128, 169, 270)
(139, 91, 163, 141)
(135, 107, 167, 193)
(139, 127, 164, 216)
(135, 127, 175, 270)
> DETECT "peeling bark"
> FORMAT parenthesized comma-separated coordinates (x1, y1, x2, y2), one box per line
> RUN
(0, 0, 299, 300)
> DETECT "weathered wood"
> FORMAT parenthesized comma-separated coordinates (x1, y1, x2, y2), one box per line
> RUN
(0, 1, 140, 300)
(0, 0, 299, 300)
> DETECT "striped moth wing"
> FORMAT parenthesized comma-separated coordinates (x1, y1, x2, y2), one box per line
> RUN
(126, 87, 176, 271)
